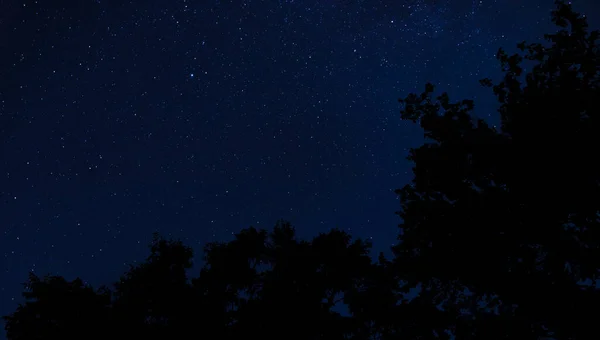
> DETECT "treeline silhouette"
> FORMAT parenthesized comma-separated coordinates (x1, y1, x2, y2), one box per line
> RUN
(4, 1, 599, 339)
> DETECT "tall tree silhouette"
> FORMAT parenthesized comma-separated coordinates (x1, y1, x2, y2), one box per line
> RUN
(393, 1, 600, 338)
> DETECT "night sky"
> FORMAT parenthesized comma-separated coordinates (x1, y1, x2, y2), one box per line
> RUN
(1, 0, 599, 331)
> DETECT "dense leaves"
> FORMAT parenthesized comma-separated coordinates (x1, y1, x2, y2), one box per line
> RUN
(3, 1, 599, 339)
(3, 274, 113, 340)
(394, 1, 600, 338)
(4, 222, 392, 340)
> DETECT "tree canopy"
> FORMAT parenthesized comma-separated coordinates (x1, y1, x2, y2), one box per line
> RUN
(4, 1, 599, 339)
(393, 1, 600, 338)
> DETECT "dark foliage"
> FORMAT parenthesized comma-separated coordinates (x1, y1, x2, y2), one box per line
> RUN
(4, 222, 390, 340)
(3, 274, 113, 340)
(394, 1, 600, 338)
(3, 1, 599, 339)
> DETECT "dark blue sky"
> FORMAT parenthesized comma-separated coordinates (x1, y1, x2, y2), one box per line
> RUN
(1, 0, 598, 331)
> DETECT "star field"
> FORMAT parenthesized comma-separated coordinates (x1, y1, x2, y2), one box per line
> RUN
(1, 0, 599, 333)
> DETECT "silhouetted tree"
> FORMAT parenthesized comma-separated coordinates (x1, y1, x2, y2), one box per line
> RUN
(3, 273, 112, 340)
(3, 222, 384, 340)
(194, 220, 377, 340)
(111, 232, 195, 339)
(393, 1, 600, 338)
